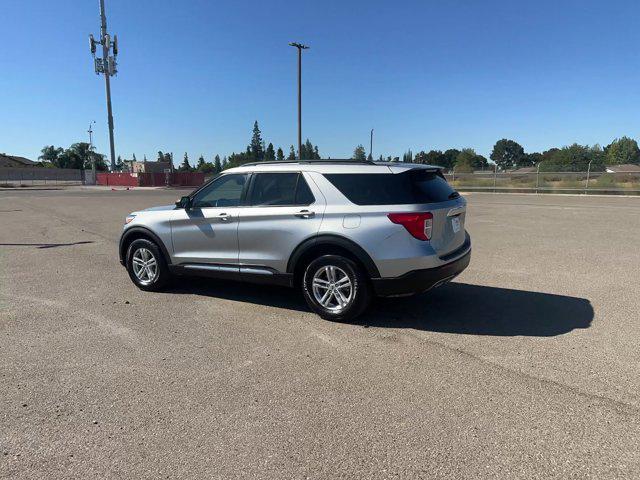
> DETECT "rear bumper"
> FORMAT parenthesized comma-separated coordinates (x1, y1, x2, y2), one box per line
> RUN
(371, 247, 471, 297)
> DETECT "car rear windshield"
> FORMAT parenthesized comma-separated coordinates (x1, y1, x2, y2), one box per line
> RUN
(324, 169, 458, 205)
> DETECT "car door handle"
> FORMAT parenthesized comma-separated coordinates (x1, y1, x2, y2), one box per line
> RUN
(294, 209, 315, 219)
(218, 213, 230, 221)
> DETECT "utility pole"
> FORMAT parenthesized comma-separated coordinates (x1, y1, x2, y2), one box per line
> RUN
(89, 0, 118, 171)
(88, 121, 96, 175)
(370, 129, 374, 160)
(289, 42, 309, 159)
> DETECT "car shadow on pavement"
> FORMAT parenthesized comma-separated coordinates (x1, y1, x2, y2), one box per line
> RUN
(166, 279, 593, 337)
(361, 282, 594, 337)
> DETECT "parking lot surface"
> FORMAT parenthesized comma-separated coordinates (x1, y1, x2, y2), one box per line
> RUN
(1, 188, 639, 479)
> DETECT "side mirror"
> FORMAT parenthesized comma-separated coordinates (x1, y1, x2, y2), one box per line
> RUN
(175, 196, 192, 209)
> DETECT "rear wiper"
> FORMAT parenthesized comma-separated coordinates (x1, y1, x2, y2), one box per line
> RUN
(448, 191, 460, 199)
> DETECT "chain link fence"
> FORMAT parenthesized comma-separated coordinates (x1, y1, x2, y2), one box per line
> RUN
(443, 170, 640, 195)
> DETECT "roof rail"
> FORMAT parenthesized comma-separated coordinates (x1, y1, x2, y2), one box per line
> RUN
(240, 159, 377, 167)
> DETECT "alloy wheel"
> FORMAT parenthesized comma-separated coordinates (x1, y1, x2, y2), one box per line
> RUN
(132, 247, 158, 286)
(311, 265, 354, 313)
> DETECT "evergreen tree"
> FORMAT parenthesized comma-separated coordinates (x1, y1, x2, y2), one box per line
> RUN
(402, 150, 413, 162)
(214, 155, 222, 173)
(301, 139, 313, 159)
(143, 154, 147, 162)
(196, 155, 205, 171)
(157, 151, 164, 162)
(264, 142, 276, 162)
(605, 136, 640, 165)
(179, 152, 192, 172)
(353, 145, 367, 161)
(287, 145, 296, 160)
(132, 153, 137, 162)
(276, 147, 285, 161)
(313, 146, 320, 160)
(250, 121, 265, 161)
(116, 155, 123, 171)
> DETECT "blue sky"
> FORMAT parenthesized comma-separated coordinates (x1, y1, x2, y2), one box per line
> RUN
(1, 0, 640, 164)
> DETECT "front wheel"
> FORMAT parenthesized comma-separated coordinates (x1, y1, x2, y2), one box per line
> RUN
(126, 238, 171, 291)
(302, 255, 371, 321)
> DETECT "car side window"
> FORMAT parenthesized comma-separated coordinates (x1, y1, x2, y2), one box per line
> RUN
(249, 173, 315, 206)
(295, 175, 315, 205)
(191, 174, 247, 208)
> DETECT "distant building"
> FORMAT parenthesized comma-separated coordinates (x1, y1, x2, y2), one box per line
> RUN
(0, 153, 37, 168)
(605, 164, 640, 173)
(123, 160, 173, 174)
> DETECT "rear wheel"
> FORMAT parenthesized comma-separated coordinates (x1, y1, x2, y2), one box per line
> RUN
(302, 255, 371, 321)
(126, 238, 170, 291)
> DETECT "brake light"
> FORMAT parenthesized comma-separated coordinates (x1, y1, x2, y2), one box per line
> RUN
(388, 212, 433, 241)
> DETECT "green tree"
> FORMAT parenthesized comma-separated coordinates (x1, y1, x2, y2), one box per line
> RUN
(264, 142, 276, 162)
(276, 147, 285, 161)
(213, 155, 222, 173)
(132, 153, 137, 162)
(525, 152, 543, 167)
(490, 139, 525, 171)
(157, 151, 164, 162)
(116, 155, 124, 171)
(402, 150, 413, 162)
(540, 144, 605, 172)
(452, 148, 488, 171)
(196, 155, 206, 171)
(441, 149, 460, 171)
(287, 145, 296, 160)
(353, 144, 367, 161)
(38, 145, 64, 167)
(297, 140, 320, 159)
(605, 136, 640, 165)
(250, 121, 264, 161)
(179, 152, 192, 172)
(57, 142, 105, 170)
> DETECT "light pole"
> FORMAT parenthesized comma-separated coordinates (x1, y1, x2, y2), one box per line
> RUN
(88, 120, 96, 175)
(289, 42, 309, 159)
(89, 0, 118, 171)
(369, 129, 374, 160)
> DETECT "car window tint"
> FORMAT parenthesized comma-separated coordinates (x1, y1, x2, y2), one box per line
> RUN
(250, 173, 298, 206)
(324, 170, 456, 205)
(295, 175, 315, 205)
(192, 174, 247, 208)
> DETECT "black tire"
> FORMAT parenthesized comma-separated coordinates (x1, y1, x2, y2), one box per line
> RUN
(302, 254, 372, 321)
(125, 238, 171, 291)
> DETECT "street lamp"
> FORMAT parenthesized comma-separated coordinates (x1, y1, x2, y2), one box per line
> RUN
(289, 42, 309, 159)
(369, 129, 374, 160)
(88, 120, 96, 172)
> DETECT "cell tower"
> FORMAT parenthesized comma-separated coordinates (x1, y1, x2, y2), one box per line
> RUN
(89, 0, 118, 171)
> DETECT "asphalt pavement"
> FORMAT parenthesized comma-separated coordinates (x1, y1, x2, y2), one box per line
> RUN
(1, 187, 639, 479)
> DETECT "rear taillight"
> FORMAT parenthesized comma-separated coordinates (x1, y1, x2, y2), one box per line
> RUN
(387, 212, 433, 241)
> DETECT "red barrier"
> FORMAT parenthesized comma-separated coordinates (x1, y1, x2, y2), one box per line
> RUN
(97, 173, 138, 187)
(96, 172, 205, 187)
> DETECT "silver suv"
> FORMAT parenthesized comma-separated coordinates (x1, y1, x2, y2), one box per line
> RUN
(119, 160, 471, 320)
